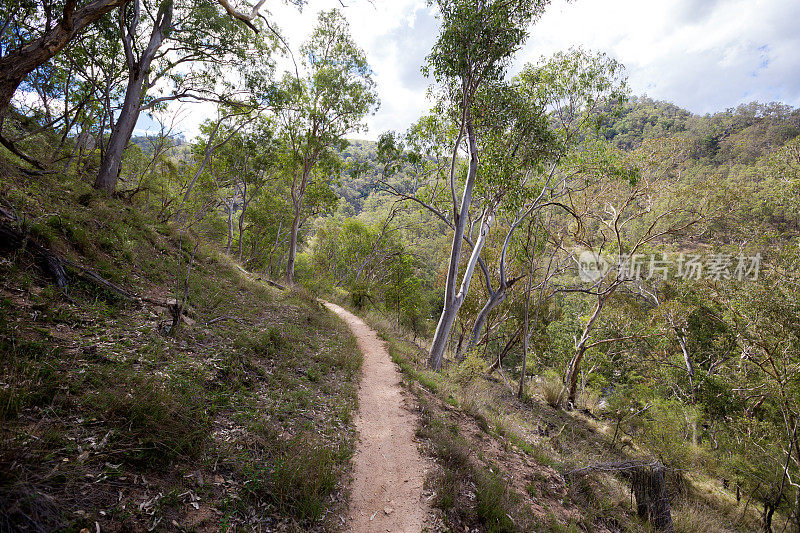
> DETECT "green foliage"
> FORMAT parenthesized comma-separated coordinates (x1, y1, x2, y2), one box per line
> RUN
(453, 349, 488, 385)
(426, 0, 549, 89)
(638, 399, 699, 470)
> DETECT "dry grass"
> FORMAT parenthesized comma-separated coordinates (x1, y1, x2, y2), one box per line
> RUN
(355, 309, 765, 533)
(536, 368, 564, 408)
(0, 169, 361, 532)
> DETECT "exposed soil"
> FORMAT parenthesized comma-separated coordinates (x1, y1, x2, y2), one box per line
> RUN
(322, 302, 431, 533)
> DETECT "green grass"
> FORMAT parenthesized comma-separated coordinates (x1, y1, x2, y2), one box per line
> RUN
(415, 394, 538, 532)
(0, 168, 362, 531)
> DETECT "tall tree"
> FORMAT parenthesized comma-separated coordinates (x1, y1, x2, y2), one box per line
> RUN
(424, 0, 550, 370)
(93, 0, 266, 191)
(464, 49, 627, 355)
(559, 140, 704, 407)
(0, 0, 131, 118)
(0, 0, 277, 120)
(276, 9, 378, 284)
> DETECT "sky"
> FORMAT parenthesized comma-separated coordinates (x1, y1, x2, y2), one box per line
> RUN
(142, 0, 800, 140)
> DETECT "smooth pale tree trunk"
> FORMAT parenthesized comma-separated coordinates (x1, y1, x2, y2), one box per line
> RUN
(466, 279, 521, 354)
(225, 199, 234, 254)
(429, 203, 492, 367)
(286, 206, 301, 284)
(563, 295, 606, 407)
(464, 198, 542, 355)
(0, 0, 130, 117)
(673, 325, 700, 444)
(469, 290, 505, 352)
(237, 181, 248, 262)
(94, 0, 172, 192)
(428, 120, 485, 370)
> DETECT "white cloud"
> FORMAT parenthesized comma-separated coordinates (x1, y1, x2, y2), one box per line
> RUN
(519, 0, 800, 114)
(158, 0, 800, 140)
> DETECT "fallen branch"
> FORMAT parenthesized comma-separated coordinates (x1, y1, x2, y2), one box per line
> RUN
(0, 133, 45, 170)
(262, 278, 286, 291)
(0, 215, 69, 287)
(0, 212, 192, 317)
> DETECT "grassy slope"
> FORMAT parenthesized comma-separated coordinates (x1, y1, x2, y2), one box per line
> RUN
(0, 169, 361, 532)
(356, 310, 763, 533)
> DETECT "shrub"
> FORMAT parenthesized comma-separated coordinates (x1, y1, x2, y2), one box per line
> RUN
(638, 399, 698, 470)
(453, 350, 487, 385)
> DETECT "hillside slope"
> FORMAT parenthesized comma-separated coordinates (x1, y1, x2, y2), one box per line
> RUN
(0, 168, 361, 532)
(356, 311, 766, 533)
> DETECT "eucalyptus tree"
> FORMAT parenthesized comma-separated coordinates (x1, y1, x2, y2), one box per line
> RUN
(463, 49, 627, 356)
(557, 141, 705, 407)
(0, 0, 132, 118)
(275, 9, 378, 284)
(709, 249, 800, 531)
(424, 0, 551, 370)
(208, 118, 278, 260)
(0, 0, 279, 121)
(93, 0, 273, 192)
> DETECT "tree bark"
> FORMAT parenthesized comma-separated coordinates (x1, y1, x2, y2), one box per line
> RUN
(563, 295, 607, 407)
(225, 198, 234, 254)
(569, 461, 674, 531)
(466, 275, 522, 354)
(286, 203, 301, 284)
(237, 181, 248, 262)
(428, 118, 482, 370)
(630, 464, 675, 532)
(762, 499, 775, 533)
(0, 0, 131, 117)
(469, 287, 505, 352)
(95, 71, 145, 190)
(94, 0, 172, 192)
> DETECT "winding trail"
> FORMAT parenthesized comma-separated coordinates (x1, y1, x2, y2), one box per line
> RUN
(322, 302, 429, 532)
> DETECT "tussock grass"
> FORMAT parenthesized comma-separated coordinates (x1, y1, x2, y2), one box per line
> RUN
(88, 371, 211, 466)
(537, 368, 564, 408)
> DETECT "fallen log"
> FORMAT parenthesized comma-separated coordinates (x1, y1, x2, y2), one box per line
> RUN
(0, 214, 69, 287)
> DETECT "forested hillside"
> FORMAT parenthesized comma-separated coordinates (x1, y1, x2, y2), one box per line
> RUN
(1, 0, 799, 531)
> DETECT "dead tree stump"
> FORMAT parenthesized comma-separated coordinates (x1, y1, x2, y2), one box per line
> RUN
(628, 463, 674, 532)
(568, 460, 675, 532)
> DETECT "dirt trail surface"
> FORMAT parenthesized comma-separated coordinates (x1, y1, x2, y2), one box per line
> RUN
(322, 302, 430, 532)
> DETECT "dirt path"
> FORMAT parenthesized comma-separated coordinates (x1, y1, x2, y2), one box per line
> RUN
(322, 302, 429, 532)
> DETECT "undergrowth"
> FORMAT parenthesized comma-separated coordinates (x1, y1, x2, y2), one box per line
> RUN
(356, 308, 763, 532)
(0, 169, 361, 532)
